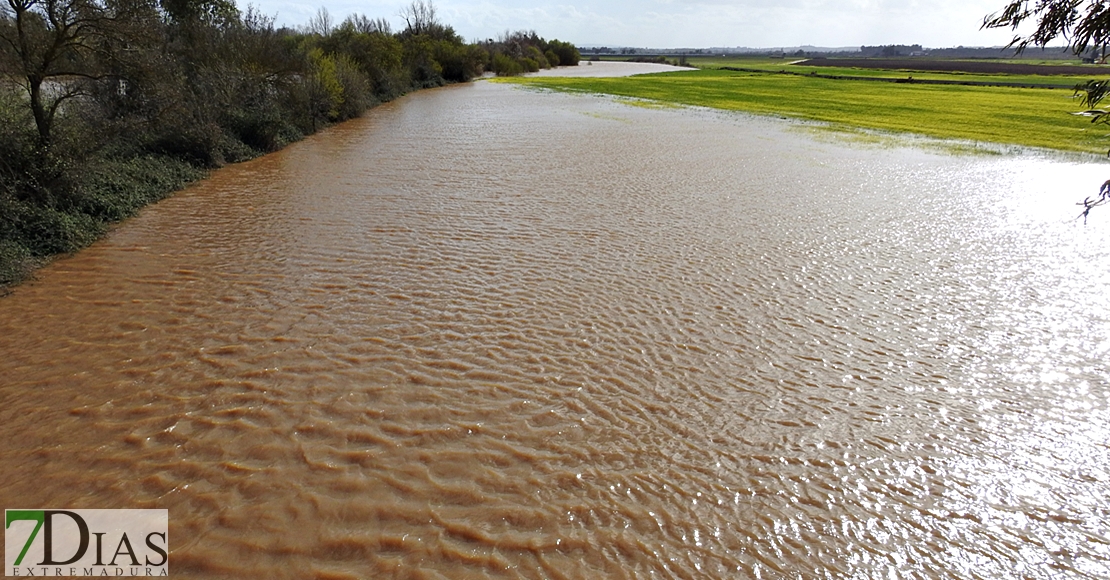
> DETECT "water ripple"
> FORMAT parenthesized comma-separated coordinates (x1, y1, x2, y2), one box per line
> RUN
(1, 81, 1109, 578)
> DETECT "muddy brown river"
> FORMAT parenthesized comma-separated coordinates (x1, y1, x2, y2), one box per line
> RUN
(3, 69, 1110, 578)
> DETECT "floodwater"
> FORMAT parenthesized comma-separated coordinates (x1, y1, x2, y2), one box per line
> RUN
(2, 69, 1110, 579)
(525, 60, 688, 77)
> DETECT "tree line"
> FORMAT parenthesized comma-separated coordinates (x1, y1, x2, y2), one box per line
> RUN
(0, 0, 579, 288)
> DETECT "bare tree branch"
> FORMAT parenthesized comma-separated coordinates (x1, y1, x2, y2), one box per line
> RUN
(400, 0, 437, 36)
(986, 1, 1110, 221)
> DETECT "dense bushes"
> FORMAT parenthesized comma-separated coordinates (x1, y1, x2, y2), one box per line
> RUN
(70, 158, 203, 222)
(0, 128, 203, 286)
(547, 40, 581, 67)
(483, 31, 581, 76)
(0, 1, 577, 290)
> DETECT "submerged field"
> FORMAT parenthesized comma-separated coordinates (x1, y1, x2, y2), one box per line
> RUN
(684, 55, 1110, 82)
(599, 54, 1110, 86)
(502, 66, 1110, 154)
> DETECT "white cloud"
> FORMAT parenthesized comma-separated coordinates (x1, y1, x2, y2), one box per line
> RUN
(244, 0, 1029, 48)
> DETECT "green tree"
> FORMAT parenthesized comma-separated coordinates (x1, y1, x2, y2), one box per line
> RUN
(321, 19, 405, 100)
(546, 39, 579, 67)
(306, 48, 343, 125)
(482, 31, 580, 76)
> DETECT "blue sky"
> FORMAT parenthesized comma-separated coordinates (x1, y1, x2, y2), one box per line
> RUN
(246, 0, 1035, 49)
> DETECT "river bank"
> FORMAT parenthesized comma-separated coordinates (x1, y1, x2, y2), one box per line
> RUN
(2, 77, 1108, 578)
(0, 62, 633, 295)
(0, 10, 579, 293)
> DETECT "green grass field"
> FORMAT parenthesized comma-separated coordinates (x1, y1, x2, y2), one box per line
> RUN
(697, 63, 1095, 87)
(499, 68, 1110, 154)
(596, 55, 1108, 85)
(701, 59, 1105, 87)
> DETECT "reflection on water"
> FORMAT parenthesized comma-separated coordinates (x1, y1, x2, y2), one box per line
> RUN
(2, 80, 1109, 579)
(524, 60, 688, 77)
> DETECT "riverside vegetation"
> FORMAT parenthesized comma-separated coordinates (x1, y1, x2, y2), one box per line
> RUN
(0, 0, 578, 289)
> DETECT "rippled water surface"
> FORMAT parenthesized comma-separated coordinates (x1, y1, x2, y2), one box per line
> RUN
(3, 79, 1110, 579)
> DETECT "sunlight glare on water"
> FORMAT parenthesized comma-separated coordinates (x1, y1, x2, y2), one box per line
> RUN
(1, 79, 1108, 579)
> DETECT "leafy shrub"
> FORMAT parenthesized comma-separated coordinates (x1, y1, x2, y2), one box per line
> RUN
(225, 107, 294, 153)
(345, 32, 407, 101)
(403, 35, 446, 88)
(334, 54, 373, 120)
(147, 121, 227, 167)
(525, 46, 549, 69)
(492, 52, 523, 76)
(2, 202, 103, 257)
(65, 157, 203, 221)
(0, 238, 36, 289)
(547, 40, 580, 66)
(309, 48, 346, 122)
(436, 41, 487, 83)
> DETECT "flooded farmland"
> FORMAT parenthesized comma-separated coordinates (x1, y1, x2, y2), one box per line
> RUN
(2, 66, 1109, 578)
